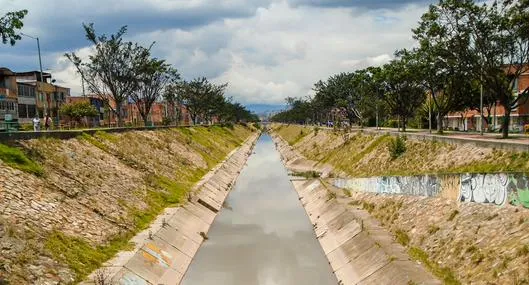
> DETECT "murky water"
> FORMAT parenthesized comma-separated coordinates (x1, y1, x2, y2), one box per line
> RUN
(181, 133, 337, 285)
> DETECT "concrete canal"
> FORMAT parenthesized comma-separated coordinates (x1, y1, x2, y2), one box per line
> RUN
(181, 133, 337, 284)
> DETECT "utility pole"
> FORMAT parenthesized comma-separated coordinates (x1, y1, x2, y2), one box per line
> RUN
(480, 70, 484, 136)
(21, 33, 45, 116)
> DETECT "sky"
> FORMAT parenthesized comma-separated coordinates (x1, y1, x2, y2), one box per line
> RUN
(0, 0, 435, 110)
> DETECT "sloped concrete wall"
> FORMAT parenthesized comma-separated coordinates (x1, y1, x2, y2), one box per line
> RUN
(271, 132, 440, 285)
(290, 179, 440, 285)
(83, 133, 259, 285)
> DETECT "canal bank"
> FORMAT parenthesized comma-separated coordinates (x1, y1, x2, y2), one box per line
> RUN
(82, 132, 260, 284)
(181, 133, 337, 285)
(271, 132, 441, 285)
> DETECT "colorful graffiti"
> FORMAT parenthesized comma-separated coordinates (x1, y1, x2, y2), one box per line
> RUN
(508, 175, 529, 208)
(333, 173, 529, 208)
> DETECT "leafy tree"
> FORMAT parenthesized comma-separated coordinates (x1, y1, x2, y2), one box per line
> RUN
(412, 0, 481, 133)
(0, 10, 27, 45)
(378, 56, 425, 132)
(164, 82, 184, 124)
(131, 58, 179, 126)
(471, 0, 529, 138)
(313, 73, 364, 125)
(60, 102, 98, 124)
(65, 23, 150, 127)
(177, 77, 229, 124)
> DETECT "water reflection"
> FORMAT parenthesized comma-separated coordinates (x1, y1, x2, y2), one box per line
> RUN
(181, 134, 336, 285)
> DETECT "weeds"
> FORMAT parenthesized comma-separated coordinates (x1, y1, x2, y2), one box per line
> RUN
(395, 229, 410, 246)
(388, 135, 407, 160)
(0, 143, 44, 176)
(408, 247, 460, 285)
(448, 210, 460, 222)
(428, 225, 440, 235)
(291, 171, 321, 179)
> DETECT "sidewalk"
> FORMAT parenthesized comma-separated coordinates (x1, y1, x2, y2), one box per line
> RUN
(370, 127, 529, 145)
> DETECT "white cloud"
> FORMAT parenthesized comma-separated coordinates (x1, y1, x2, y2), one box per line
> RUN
(35, 0, 429, 103)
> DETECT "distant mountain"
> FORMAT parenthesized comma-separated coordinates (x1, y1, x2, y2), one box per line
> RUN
(245, 104, 286, 115)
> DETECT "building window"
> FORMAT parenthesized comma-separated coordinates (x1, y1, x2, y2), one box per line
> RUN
(27, 105, 36, 118)
(18, 104, 27, 118)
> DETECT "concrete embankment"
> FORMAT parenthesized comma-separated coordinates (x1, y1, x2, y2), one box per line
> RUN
(271, 133, 440, 285)
(0, 125, 258, 284)
(271, 126, 529, 284)
(83, 132, 259, 284)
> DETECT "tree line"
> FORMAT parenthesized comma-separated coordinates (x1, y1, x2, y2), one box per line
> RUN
(2, 12, 259, 127)
(272, 0, 529, 138)
(64, 24, 258, 126)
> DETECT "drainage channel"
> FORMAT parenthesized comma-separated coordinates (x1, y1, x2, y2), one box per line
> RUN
(181, 133, 337, 284)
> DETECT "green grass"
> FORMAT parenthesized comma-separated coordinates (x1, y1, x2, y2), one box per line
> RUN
(0, 143, 44, 176)
(78, 133, 110, 153)
(45, 231, 134, 283)
(408, 247, 460, 285)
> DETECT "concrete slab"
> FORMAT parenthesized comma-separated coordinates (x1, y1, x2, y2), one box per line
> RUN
(155, 226, 200, 258)
(167, 208, 210, 243)
(111, 268, 150, 285)
(359, 261, 441, 285)
(182, 202, 216, 225)
(158, 268, 184, 285)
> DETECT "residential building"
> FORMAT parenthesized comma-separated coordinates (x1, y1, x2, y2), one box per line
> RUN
(16, 71, 70, 124)
(0, 68, 19, 125)
(17, 82, 37, 123)
(446, 70, 529, 132)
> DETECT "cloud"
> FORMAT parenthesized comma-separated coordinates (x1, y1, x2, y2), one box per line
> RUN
(0, 0, 434, 105)
(288, 0, 432, 9)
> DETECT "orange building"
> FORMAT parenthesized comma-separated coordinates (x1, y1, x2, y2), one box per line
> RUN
(446, 70, 529, 132)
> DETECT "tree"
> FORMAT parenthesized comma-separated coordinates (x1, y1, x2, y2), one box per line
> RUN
(131, 58, 179, 126)
(65, 23, 151, 127)
(0, 10, 27, 45)
(313, 73, 364, 125)
(471, 0, 529, 138)
(177, 77, 229, 124)
(164, 82, 184, 124)
(412, 0, 480, 133)
(60, 101, 98, 125)
(378, 56, 425, 132)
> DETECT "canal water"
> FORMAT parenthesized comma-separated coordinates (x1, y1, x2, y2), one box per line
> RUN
(181, 133, 337, 285)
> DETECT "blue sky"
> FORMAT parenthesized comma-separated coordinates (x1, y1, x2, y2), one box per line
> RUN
(0, 0, 434, 108)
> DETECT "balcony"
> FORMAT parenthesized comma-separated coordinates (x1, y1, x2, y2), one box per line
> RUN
(0, 87, 10, 99)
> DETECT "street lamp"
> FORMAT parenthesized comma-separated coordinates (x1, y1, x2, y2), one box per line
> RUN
(20, 33, 46, 116)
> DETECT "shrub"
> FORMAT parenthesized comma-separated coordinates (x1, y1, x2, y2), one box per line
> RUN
(385, 119, 399, 128)
(388, 136, 407, 159)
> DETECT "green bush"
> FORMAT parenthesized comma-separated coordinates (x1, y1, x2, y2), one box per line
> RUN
(0, 143, 44, 176)
(388, 136, 407, 160)
(385, 119, 399, 128)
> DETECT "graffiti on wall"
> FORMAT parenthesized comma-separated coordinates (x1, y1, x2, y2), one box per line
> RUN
(333, 172, 529, 208)
(459, 174, 509, 206)
(508, 175, 529, 208)
(333, 175, 443, 197)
